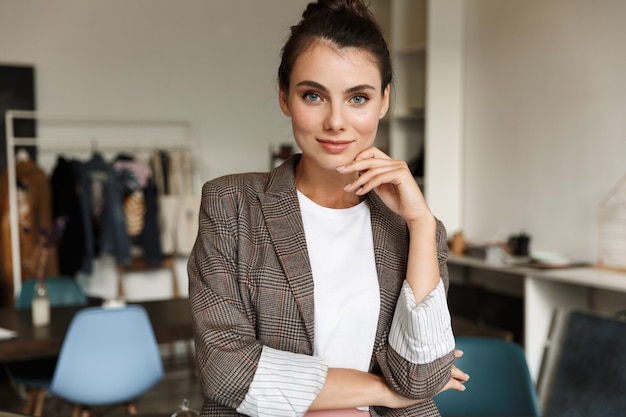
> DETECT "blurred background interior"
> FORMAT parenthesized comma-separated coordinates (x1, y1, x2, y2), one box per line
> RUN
(0, 1, 625, 416)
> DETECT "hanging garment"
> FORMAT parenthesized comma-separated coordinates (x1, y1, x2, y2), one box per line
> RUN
(50, 156, 86, 276)
(151, 150, 177, 255)
(79, 152, 132, 273)
(113, 155, 149, 238)
(173, 150, 200, 256)
(0, 173, 14, 306)
(0, 159, 59, 285)
(113, 153, 163, 267)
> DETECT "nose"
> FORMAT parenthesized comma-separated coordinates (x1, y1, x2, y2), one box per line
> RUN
(324, 102, 346, 132)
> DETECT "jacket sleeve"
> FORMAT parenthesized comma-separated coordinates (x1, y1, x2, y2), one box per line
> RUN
(374, 220, 456, 400)
(188, 180, 326, 415)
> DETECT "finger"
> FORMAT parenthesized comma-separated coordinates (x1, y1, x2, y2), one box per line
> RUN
(344, 165, 402, 195)
(352, 161, 402, 183)
(442, 377, 467, 393)
(451, 365, 470, 382)
(337, 154, 398, 176)
(353, 146, 391, 162)
(340, 160, 398, 187)
(454, 349, 464, 358)
(348, 163, 412, 195)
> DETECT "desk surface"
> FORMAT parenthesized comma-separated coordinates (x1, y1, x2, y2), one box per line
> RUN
(0, 298, 193, 362)
(448, 254, 626, 293)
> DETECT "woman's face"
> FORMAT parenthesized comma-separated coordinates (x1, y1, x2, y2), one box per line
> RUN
(279, 41, 389, 172)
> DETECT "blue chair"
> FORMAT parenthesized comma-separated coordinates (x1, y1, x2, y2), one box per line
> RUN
(47, 305, 164, 416)
(6, 276, 88, 416)
(434, 336, 541, 417)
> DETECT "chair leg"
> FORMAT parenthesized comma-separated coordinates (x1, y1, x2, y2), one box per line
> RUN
(124, 402, 138, 415)
(186, 340, 196, 371)
(22, 388, 36, 415)
(116, 265, 125, 299)
(32, 389, 46, 417)
(166, 256, 180, 298)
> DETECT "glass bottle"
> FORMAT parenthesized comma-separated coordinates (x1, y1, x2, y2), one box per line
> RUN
(32, 280, 50, 327)
(171, 399, 199, 417)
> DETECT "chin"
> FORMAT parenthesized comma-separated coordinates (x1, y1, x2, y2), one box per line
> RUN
(325, 153, 356, 169)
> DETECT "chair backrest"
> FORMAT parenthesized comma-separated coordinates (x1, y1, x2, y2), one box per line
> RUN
(546, 310, 626, 417)
(49, 305, 164, 406)
(434, 336, 541, 417)
(15, 276, 88, 309)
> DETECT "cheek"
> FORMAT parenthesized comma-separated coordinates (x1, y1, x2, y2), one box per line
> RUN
(354, 111, 382, 138)
(290, 106, 319, 134)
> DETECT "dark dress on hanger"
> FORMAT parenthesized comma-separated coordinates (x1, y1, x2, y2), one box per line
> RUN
(50, 156, 86, 276)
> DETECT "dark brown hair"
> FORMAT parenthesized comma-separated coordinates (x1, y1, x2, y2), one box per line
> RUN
(278, 0, 392, 94)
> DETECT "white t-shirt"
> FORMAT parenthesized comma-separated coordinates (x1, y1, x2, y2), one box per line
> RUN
(297, 191, 380, 373)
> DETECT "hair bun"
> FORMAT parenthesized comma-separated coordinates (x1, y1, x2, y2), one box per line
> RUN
(302, 0, 371, 20)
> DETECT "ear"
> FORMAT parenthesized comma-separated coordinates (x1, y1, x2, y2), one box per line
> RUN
(279, 89, 291, 117)
(379, 84, 390, 119)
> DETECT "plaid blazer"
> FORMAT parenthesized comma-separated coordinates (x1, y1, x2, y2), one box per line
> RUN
(188, 155, 454, 417)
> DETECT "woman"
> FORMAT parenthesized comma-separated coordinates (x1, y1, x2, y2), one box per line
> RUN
(188, 1, 468, 415)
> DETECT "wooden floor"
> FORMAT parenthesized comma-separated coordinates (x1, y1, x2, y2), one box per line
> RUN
(0, 344, 204, 417)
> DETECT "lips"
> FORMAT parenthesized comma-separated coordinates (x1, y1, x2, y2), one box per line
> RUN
(317, 139, 353, 154)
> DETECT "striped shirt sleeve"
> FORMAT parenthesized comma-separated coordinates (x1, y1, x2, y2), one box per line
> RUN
(237, 345, 328, 417)
(388, 278, 455, 364)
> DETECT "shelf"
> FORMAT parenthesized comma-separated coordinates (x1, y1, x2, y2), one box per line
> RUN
(391, 0, 427, 51)
(394, 42, 427, 56)
(372, 0, 427, 163)
(395, 108, 425, 121)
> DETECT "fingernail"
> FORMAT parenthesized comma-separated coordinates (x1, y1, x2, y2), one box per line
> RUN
(343, 183, 351, 191)
(336, 165, 345, 171)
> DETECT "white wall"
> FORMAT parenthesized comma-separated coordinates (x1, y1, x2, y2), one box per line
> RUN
(425, 0, 465, 234)
(0, 0, 308, 300)
(0, 0, 308, 183)
(462, 0, 626, 262)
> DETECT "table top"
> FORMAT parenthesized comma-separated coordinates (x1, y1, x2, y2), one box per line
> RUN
(448, 254, 626, 293)
(0, 297, 193, 362)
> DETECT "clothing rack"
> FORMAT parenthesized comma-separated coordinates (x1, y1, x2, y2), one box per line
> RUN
(4, 109, 195, 297)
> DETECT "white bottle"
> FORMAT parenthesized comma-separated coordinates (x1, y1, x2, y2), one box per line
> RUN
(32, 282, 50, 327)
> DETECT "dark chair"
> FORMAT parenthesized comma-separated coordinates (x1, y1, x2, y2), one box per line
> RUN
(545, 310, 626, 417)
(434, 336, 541, 416)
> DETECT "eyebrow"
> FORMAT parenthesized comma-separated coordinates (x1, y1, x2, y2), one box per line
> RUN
(296, 80, 377, 94)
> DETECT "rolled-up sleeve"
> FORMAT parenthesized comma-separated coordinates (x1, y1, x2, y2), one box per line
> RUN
(388, 279, 454, 364)
(237, 346, 328, 417)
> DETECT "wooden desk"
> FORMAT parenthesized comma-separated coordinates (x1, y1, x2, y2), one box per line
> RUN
(0, 298, 193, 362)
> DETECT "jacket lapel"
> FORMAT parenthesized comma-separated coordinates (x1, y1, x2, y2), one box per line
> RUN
(258, 156, 316, 347)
